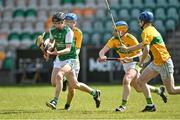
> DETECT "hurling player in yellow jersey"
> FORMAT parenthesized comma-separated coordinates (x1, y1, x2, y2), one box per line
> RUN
(121, 11, 180, 112)
(63, 13, 83, 110)
(98, 21, 166, 112)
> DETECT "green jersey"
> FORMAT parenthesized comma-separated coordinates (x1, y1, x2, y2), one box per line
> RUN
(44, 25, 77, 61)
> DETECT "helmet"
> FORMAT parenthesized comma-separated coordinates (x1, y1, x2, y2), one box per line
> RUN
(52, 12, 65, 22)
(115, 21, 128, 32)
(65, 13, 78, 21)
(139, 11, 154, 22)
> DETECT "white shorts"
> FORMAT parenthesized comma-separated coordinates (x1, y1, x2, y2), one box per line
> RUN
(53, 57, 80, 77)
(147, 58, 174, 80)
(123, 62, 140, 73)
(74, 58, 80, 77)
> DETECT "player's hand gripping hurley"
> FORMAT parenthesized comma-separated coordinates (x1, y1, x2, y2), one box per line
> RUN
(35, 32, 51, 61)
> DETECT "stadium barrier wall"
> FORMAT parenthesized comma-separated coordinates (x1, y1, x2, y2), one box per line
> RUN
(10, 47, 164, 84)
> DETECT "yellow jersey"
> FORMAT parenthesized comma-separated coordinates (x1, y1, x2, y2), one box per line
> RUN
(106, 33, 141, 58)
(141, 25, 170, 66)
(73, 27, 83, 49)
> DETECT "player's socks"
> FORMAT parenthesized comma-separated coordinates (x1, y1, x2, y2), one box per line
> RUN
(53, 97, 58, 102)
(91, 90, 97, 97)
(146, 97, 154, 106)
(142, 98, 156, 112)
(121, 99, 127, 106)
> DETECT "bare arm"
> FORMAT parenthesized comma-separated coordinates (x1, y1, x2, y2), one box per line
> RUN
(57, 44, 71, 55)
(98, 45, 110, 62)
(99, 45, 110, 58)
(138, 44, 150, 67)
(128, 42, 144, 51)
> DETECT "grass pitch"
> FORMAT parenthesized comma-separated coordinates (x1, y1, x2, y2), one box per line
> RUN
(0, 84, 180, 119)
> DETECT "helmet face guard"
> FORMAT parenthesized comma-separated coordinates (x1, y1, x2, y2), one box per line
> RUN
(52, 12, 66, 23)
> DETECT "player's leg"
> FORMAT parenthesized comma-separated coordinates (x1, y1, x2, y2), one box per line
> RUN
(138, 65, 159, 112)
(50, 59, 62, 87)
(50, 68, 60, 87)
(62, 56, 80, 92)
(148, 85, 167, 103)
(64, 59, 80, 110)
(46, 64, 71, 109)
(116, 68, 137, 112)
(160, 59, 180, 94)
(132, 70, 167, 103)
(66, 68, 101, 108)
(163, 74, 180, 94)
(64, 82, 75, 110)
(131, 64, 159, 94)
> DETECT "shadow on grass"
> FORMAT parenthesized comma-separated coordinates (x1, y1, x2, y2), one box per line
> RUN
(0, 83, 122, 88)
(0, 109, 50, 115)
(0, 109, 93, 115)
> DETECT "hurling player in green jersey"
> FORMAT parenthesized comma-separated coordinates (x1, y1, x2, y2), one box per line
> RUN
(45, 12, 101, 110)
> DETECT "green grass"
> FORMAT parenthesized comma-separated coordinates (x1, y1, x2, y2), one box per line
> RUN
(0, 84, 180, 119)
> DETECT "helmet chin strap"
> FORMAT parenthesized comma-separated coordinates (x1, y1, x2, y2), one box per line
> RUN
(140, 21, 146, 29)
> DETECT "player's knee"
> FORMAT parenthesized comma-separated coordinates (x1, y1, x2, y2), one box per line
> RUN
(56, 73, 63, 81)
(137, 78, 145, 86)
(130, 80, 142, 93)
(123, 76, 132, 85)
(74, 82, 81, 89)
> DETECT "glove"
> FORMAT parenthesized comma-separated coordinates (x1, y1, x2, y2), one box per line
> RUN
(35, 32, 45, 50)
(35, 32, 49, 60)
